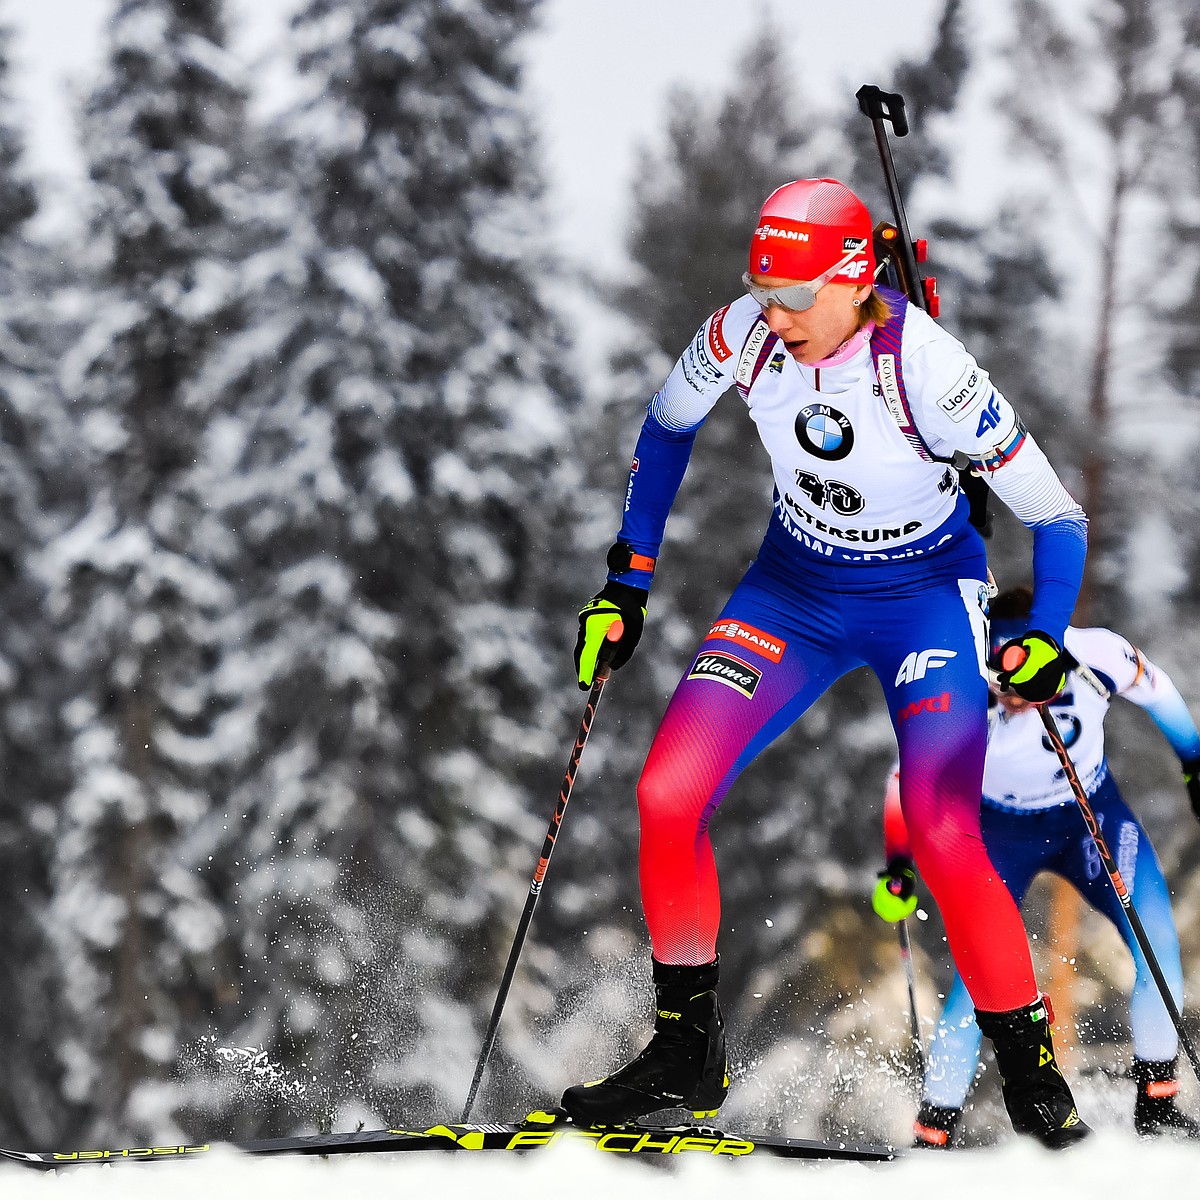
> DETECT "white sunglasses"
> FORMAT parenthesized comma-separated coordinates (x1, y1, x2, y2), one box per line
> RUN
(742, 239, 868, 312)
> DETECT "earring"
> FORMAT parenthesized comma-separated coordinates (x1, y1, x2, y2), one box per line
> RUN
(852, 298, 861, 307)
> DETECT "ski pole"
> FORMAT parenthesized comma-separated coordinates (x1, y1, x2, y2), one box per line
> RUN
(1032, 699, 1200, 1083)
(897, 917, 926, 1077)
(461, 624, 624, 1121)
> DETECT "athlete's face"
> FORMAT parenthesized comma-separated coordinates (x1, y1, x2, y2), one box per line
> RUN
(750, 278, 871, 364)
(993, 686, 1032, 715)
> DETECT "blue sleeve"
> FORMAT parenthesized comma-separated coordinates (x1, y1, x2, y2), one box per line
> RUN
(608, 406, 700, 590)
(1028, 515, 1088, 643)
(604, 303, 748, 590)
(1142, 690, 1200, 762)
(973, 427, 1088, 644)
(1120, 652, 1200, 761)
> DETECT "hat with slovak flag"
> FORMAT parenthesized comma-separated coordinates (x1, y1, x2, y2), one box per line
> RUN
(749, 178, 875, 284)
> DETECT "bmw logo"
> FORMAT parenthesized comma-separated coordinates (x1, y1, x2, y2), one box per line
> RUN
(1042, 713, 1082, 752)
(796, 404, 854, 461)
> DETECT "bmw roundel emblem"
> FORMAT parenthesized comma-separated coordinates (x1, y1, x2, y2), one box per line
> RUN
(795, 404, 854, 461)
(1043, 712, 1082, 752)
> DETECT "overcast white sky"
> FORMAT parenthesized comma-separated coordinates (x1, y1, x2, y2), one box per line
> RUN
(4, 0, 942, 266)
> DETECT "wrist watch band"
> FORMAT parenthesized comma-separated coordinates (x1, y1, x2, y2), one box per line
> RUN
(607, 542, 656, 575)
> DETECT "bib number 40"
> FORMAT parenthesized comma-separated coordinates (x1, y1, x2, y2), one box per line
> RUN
(793, 470, 865, 516)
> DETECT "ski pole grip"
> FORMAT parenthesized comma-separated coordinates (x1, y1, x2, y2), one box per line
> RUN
(999, 643, 1029, 674)
(595, 619, 624, 679)
(856, 84, 908, 137)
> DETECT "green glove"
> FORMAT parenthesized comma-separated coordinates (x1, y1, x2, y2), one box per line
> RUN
(575, 580, 647, 689)
(990, 630, 1068, 704)
(1182, 756, 1200, 822)
(872, 858, 918, 923)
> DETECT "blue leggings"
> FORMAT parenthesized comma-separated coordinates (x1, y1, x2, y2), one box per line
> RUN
(924, 771, 1184, 1107)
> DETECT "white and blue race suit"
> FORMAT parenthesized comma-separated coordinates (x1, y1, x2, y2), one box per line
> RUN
(614, 286, 1088, 1013)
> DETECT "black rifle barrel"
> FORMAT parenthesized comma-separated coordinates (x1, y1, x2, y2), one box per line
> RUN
(856, 84, 928, 314)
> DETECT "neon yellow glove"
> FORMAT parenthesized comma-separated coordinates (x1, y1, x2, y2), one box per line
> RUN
(872, 858, 918, 923)
(991, 630, 1067, 704)
(1182, 756, 1200, 821)
(575, 581, 647, 688)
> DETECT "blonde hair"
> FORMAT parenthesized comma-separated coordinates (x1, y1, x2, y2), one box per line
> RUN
(857, 287, 893, 331)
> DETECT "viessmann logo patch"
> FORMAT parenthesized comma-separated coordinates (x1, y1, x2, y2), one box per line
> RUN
(754, 222, 811, 242)
(705, 619, 786, 663)
(706, 304, 733, 362)
(688, 652, 762, 699)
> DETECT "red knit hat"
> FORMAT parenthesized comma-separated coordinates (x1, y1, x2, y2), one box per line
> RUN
(749, 179, 875, 283)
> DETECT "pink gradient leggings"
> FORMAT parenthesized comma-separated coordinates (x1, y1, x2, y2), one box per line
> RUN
(636, 562, 1039, 1013)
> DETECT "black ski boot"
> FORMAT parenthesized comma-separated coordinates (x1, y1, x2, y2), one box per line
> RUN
(561, 958, 728, 1126)
(911, 1100, 961, 1149)
(976, 996, 1091, 1149)
(1133, 1058, 1200, 1137)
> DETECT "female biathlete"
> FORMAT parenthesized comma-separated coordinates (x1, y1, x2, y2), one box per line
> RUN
(875, 585, 1200, 1146)
(564, 179, 1090, 1147)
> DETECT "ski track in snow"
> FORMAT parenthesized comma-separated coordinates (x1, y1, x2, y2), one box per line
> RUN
(1, 1132, 1196, 1198)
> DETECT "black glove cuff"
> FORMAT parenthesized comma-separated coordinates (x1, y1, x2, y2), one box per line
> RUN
(1025, 629, 1061, 651)
(597, 579, 649, 609)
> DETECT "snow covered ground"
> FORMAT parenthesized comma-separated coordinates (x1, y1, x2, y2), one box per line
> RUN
(1, 1131, 1197, 1199)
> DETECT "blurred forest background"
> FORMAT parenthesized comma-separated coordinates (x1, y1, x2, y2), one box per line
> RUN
(1, 0, 1199, 1151)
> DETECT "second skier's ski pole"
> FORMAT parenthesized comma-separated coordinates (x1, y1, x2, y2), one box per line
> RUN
(1032, 699, 1200, 1083)
(461, 624, 624, 1121)
(897, 917, 926, 1077)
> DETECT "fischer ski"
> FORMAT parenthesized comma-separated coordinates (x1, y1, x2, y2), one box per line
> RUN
(0, 1111, 895, 1170)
